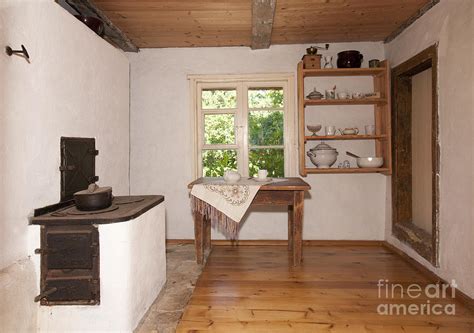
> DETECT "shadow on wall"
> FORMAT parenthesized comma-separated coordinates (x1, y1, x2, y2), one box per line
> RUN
(0, 259, 37, 332)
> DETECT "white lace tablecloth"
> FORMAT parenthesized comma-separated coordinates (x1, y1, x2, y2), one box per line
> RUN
(190, 178, 285, 237)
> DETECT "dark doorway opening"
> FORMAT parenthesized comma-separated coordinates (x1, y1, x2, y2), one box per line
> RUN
(391, 44, 439, 266)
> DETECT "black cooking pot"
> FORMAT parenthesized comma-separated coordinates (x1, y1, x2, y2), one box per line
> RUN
(74, 184, 112, 211)
(75, 15, 105, 37)
(337, 50, 363, 68)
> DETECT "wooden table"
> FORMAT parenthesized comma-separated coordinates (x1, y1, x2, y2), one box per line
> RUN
(188, 177, 311, 266)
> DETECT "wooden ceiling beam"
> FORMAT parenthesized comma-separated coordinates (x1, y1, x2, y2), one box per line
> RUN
(251, 0, 276, 49)
(65, 0, 139, 52)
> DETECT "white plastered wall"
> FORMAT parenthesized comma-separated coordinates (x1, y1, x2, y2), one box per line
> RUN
(384, 0, 474, 299)
(0, 0, 130, 331)
(128, 42, 387, 241)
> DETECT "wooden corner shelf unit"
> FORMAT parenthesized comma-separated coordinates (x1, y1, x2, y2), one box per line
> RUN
(297, 61, 392, 176)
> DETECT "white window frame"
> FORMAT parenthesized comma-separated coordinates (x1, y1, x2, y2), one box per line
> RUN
(188, 73, 296, 178)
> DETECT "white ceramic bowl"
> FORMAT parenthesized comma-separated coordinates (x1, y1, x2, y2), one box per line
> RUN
(306, 124, 322, 135)
(356, 157, 383, 168)
(337, 92, 348, 99)
(307, 151, 338, 168)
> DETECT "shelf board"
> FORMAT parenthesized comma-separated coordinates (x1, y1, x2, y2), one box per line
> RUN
(304, 98, 386, 106)
(305, 167, 390, 174)
(305, 134, 387, 142)
(302, 67, 385, 77)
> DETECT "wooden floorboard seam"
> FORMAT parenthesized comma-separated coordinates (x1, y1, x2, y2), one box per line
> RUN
(176, 245, 474, 332)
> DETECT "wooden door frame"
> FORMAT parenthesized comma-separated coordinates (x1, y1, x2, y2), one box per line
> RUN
(391, 44, 439, 266)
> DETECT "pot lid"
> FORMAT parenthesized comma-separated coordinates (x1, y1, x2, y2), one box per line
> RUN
(306, 88, 323, 99)
(310, 142, 337, 151)
(74, 183, 112, 196)
(338, 50, 361, 55)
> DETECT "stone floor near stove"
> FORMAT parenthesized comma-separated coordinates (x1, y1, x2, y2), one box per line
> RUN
(135, 243, 203, 333)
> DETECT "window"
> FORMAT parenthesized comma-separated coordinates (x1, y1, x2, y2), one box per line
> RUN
(190, 74, 296, 178)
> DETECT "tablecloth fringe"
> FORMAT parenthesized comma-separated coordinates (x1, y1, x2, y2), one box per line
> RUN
(190, 195, 239, 239)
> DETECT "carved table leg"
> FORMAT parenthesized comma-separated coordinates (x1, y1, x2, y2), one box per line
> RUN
(292, 191, 304, 266)
(288, 204, 294, 251)
(194, 211, 204, 264)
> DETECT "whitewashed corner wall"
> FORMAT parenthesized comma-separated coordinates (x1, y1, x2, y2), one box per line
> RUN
(128, 42, 387, 241)
(0, 0, 130, 331)
(384, 0, 474, 299)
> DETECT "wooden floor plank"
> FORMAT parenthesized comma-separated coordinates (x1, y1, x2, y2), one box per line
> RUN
(176, 246, 474, 333)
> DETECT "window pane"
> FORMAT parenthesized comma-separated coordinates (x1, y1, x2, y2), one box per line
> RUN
(249, 148, 284, 178)
(202, 150, 237, 177)
(204, 114, 235, 145)
(248, 88, 284, 109)
(248, 110, 284, 146)
(202, 89, 237, 109)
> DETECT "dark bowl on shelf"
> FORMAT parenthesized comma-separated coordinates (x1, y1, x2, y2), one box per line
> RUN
(75, 15, 105, 37)
(337, 50, 363, 68)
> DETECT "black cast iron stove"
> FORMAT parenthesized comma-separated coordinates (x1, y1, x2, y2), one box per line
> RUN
(32, 137, 163, 306)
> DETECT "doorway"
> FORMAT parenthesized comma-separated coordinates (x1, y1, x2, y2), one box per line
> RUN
(391, 45, 439, 266)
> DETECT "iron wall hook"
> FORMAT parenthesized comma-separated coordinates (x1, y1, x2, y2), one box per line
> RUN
(5, 45, 30, 61)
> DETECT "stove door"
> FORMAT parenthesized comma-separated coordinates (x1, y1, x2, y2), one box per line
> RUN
(60, 137, 98, 201)
(46, 228, 97, 269)
(44, 276, 99, 304)
(38, 225, 100, 305)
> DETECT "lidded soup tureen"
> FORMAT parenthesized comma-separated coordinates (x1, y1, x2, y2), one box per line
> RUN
(306, 88, 324, 100)
(307, 142, 338, 168)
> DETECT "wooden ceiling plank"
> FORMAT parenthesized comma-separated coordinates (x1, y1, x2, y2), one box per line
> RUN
(138, 37, 250, 48)
(93, 0, 250, 11)
(91, 0, 434, 49)
(251, 0, 277, 49)
(104, 10, 251, 19)
(273, 19, 407, 27)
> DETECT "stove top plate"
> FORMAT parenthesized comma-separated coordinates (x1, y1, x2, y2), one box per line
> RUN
(32, 195, 164, 226)
(66, 204, 119, 215)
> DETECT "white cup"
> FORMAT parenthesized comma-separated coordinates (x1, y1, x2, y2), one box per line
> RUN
(365, 125, 375, 135)
(337, 92, 348, 99)
(325, 125, 337, 136)
(257, 169, 268, 180)
(325, 89, 335, 99)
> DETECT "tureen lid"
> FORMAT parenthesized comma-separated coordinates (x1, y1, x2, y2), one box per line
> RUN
(306, 88, 323, 99)
(310, 142, 337, 151)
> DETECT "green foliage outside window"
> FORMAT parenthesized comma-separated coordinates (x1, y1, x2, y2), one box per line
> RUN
(202, 89, 236, 109)
(202, 150, 237, 177)
(248, 110, 284, 146)
(201, 88, 285, 177)
(204, 114, 235, 145)
(248, 88, 284, 108)
(249, 149, 284, 178)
